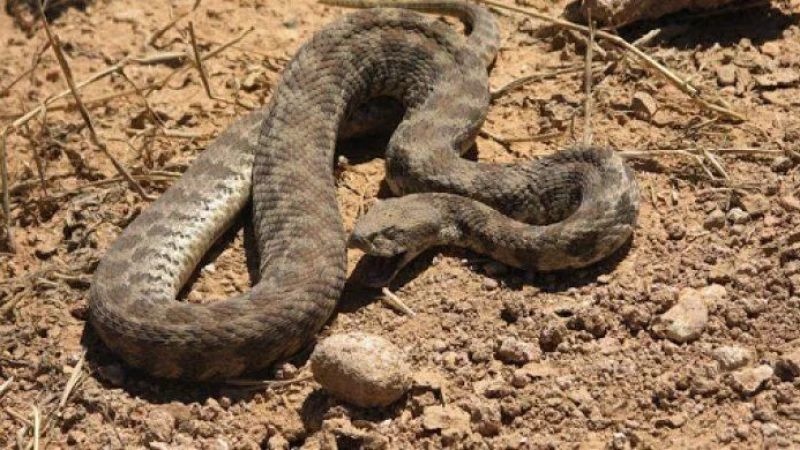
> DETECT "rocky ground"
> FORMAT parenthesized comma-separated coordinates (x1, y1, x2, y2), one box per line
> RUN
(2, 0, 800, 448)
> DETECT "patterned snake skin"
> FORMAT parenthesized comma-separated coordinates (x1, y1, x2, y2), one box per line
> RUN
(89, 0, 639, 380)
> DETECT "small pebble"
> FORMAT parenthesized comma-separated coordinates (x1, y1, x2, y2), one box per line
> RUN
(144, 409, 176, 443)
(716, 65, 736, 86)
(665, 222, 686, 240)
(779, 195, 800, 212)
(496, 337, 539, 365)
(462, 401, 502, 437)
(735, 424, 750, 439)
(771, 156, 793, 173)
(653, 413, 686, 429)
(566, 388, 593, 407)
(421, 405, 470, 432)
(631, 91, 657, 120)
(713, 345, 752, 371)
(266, 433, 289, 450)
(610, 432, 629, 450)
(727, 207, 749, 225)
(754, 69, 800, 89)
(739, 194, 769, 216)
(482, 278, 499, 290)
(568, 308, 610, 338)
(311, 332, 411, 408)
(539, 323, 566, 352)
(704, 209, 726, 230)
(241, 69, 265, 92)
(651, 286, 711, 343)
(741, 297, 768, 317)
(729, 365, 773, 395)
(510, 370, 530, 388)
(762, 422, 781, 437)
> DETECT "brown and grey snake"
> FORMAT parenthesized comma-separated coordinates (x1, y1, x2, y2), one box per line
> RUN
(89, 0, 639, 380)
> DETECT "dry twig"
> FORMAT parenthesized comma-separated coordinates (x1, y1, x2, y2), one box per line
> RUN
(146, 0, 202, 48)
(144, 26, 254, 97)
(31, 106, 49, 197)
(59, 352, 85, 408)
(618, 146, 782, 179)
(117, 69, 167, 132)
(0, 377, 13, 400)
(381, 287, 416, 316)
(10, 173, 180, 206)
(0, 41, 50, 97)
(205, 26, 256, 61)
(2, 26, 254, 126)
(31, 406, 40, 450)
(0, 129, 15, 253)
(37, 4, 150, 200)
(5, 58, 130, 131)
(582, 12, 595, 146)
(490, 64, 597, 100)
(479, 130, 564, 154)
(702, 148, 728, 179)
(14, 352, 85, 450)
(5, 407, 30, 426)
(479, 0, 745, 121)
(188, 21, 215, 100)
(226, 374, 314, 389)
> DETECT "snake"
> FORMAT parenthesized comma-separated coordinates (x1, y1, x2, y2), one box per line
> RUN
(89, 0, 639, 381)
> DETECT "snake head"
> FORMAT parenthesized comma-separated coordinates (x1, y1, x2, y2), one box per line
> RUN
(349, 195, 454, 287)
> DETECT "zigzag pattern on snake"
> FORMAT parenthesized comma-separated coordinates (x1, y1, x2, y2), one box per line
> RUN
(89, 0, 638, 380)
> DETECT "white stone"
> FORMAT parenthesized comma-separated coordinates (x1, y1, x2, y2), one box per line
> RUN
(652, 287, 711, 343)
(730, 365, 773, 395)
(311, 332, 411, 408)
(712, 346, 752, 371)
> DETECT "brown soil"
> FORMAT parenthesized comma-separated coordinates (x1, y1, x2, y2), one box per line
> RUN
(2, 0, 800, 449)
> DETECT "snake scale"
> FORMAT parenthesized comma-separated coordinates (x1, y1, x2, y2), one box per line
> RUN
(89, 0, 639, 380)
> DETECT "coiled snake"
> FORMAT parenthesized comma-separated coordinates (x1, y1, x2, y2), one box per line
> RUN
(89, 0, 639, 380)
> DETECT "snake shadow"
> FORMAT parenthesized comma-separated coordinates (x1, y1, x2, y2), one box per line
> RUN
(335, 129, 635, 309)
(618, 2, 799, 51)
(339, 234, 636, 314)
(559, 1, 798, 50)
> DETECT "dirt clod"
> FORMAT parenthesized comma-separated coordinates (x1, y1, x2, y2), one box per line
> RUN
(496, 336, 539, 365)
(716, 65, 736, 86)
(651, 287, 711, 344)
(631, 91, 658, 121)
(539, 322, 566, 352)
(713, 345, 753, 371)
(729, 365, 774, 395)
(422, 405, 471, 433)
(704, 209, 726, 230)
(145, 409, 176, 443)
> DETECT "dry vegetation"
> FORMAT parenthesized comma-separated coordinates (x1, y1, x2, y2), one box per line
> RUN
(2, 0, 800, 448)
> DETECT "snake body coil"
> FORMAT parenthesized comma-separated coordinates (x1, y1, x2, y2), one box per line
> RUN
(89, 1, 638, 380)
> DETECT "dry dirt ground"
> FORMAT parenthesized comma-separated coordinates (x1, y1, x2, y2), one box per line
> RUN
(2, 0, 800, 448)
